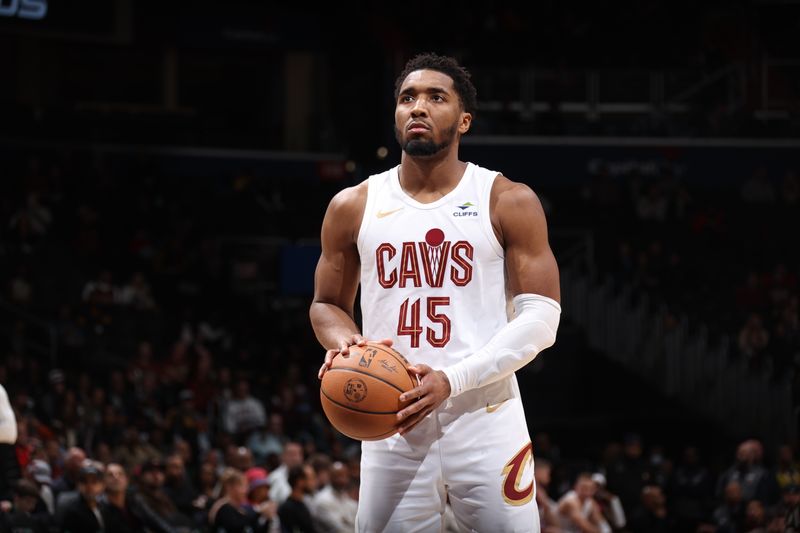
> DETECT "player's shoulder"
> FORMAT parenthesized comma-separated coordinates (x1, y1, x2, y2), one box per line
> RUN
(490, 174, 543, 211)
(327, 180, 369, 217)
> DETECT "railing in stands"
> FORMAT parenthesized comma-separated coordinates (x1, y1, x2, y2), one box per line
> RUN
(559, 233, 795, 450)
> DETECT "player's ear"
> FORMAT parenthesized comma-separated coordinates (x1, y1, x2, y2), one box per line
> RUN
(459, 112, 472, 135)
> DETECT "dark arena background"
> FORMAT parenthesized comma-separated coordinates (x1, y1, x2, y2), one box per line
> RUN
(1, 2, 799, 532)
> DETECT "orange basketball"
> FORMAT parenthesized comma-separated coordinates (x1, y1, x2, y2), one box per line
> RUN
(320, 342, 416, 441)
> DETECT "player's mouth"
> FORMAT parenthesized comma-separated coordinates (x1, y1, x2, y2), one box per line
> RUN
(407, 121, 431, 134)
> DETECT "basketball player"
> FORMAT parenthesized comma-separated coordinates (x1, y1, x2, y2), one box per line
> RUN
(310, 53, 561, 532)
(557, 473, 612, 533)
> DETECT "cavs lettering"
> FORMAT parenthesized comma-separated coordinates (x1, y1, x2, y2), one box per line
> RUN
(374, 228, 473, 348)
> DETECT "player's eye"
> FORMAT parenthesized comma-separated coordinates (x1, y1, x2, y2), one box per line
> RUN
(400, 95, 414, 103)
(431, 94, 444, 102)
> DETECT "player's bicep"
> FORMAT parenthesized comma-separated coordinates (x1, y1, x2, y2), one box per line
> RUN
(312, 192, 362, 314)
(499, 183, 560, 302)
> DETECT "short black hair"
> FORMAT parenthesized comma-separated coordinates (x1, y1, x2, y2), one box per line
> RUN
(394, 53, 478, 116)
(287, 465, 307, 489)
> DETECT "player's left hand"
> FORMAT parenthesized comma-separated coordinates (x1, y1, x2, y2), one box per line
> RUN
(396, 364, 451, 436)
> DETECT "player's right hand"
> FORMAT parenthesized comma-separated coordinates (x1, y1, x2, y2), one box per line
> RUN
(317, 336, 394, 379)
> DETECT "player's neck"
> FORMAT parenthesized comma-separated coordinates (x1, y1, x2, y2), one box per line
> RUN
(398, 151, 466, 200)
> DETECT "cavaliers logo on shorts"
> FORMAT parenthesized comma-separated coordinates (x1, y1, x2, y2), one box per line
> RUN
(344, 378, 367, 403)
(501, 442, 534, 506)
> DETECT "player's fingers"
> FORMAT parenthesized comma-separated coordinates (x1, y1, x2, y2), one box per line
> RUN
(377, 338, 394, 347)
(324, 349, 339, 365)
(350, 334, 367, 347)
(398, 384, 427, 403)
(396, 393, 428, 420)
(398, 407, 432, 435)
(339, 340, 352, 356)
(319, 349, 338, 378)
(407, 364, 432, 377)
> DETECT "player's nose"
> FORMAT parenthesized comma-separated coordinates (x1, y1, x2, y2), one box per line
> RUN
(410, 98, 429, 117)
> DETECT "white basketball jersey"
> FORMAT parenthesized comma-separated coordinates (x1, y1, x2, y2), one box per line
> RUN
(357, 162, 508, 371)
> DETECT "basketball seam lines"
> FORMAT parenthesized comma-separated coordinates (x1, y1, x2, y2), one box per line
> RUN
(320, 388, 399, 415)
(327, 367, 408, 393)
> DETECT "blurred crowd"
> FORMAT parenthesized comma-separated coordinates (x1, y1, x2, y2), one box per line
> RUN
(573, 163, 800, 386)
(1, 371, 799, 533)
(1, 148, 799, 532)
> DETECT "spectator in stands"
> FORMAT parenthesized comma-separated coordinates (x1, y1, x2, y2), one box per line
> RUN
(646, 444, 673, 489)
(135, 458, 193, 530)
(186, 344, 217, 413)
(209, 467, 278, 533)
(245, 468, 280, 532)
(534, 458, 562, 532)
(743, 499, 767, 532)
(128, 341, 158, 395)
(278, 464, 318, 533)
(190, 461, 219, 522)
(591, 473, 625, 531)
(166, 391, 201, 462)
(60, 460, 106, 533)
(227, 446, 255, 473)
(81, 269, 117, 307)
(557, 472, 611, 533)
(102, 462, 176, 533)
(717, 440, 775, 504)
(268, 441, 303, 504)
(312, 461, 357, 533)
(308, 454, 332, 495)
(605, 433, 649, 516)
(713, 480, 746, 533)
(162, 453, 196, 519)
(1, 479, 51, 533)
(112, 427, 160, 472)
(25, 459, 54, 515)
(224, 379, 267, 441)
(775, 445, 800, 492)
(629, 484, 674, 533)
(107, 370, 134, 421)
(245, 467, 269, 505)
(247, 413, 286, 467)
(52, 446, 85, 502)
(779, 484, 800, 532)
(670, 445, 713, 532)
(118, 271, 157, 311)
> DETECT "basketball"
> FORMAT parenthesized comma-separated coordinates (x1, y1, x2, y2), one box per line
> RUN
(320, 342, 417, 441)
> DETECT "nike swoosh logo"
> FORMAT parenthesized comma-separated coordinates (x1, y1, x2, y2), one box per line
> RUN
(486, 400, 508, 413)
(376, 207, 403, 218)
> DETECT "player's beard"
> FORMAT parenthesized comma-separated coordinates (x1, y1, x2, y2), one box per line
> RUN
(396, 121, 458, 157)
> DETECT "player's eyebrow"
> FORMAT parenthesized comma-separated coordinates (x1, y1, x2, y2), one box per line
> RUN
(399, 86, 451, 97)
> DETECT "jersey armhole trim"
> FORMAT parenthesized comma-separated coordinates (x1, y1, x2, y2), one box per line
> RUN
(481, 172, 505, 258)
(356, 174, 380, 254)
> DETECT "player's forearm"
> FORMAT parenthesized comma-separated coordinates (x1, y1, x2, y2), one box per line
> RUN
(309, 301, 361, 349)
(441, 294, 560, 397)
